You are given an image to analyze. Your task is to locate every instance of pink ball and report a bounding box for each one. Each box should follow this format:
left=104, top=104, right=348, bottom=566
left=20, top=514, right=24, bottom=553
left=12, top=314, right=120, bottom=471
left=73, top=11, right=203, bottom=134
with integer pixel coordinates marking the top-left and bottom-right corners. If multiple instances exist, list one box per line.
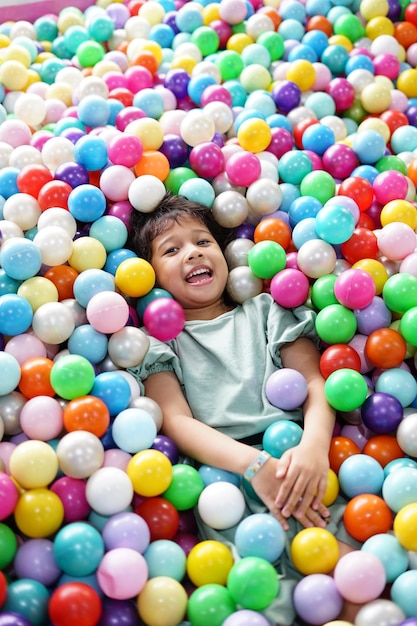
left=99, top=164, right=136, bottom=202
left=50, top=476, right=91, bottom=523
left=334, top=268, right=376, bottom=309
left=96, top=547, right=148, bottom=599
left=86, top=291, right=130, bottom=334
left=333, top=550, right=386, bottom=603
left=200, top=84, right=232, bottom=107
left=326, top=77, right=355, bottom=112
left=373, top=170, right=409, bottom=204
left=373, top=53, right=400, bottom=80
left=4, top=333, right=47, bottom=365
left=322, top=143, right=358, bottom=179
left=225, top=151, right=261, bottom=186
left=20, top=396, right=64, bottom=441
left=124, top=66, right=153, bottom=94
left=143, top=298, right=185, bottom=341
left=107, top=134, right=144, bottom=168
left=270, top=268, right=310, bottom=308
left=0, top=471, right=19, bottom=520
left=189, top=141, right=225, bottom=178
left=377, top=222, right=417, bottom=261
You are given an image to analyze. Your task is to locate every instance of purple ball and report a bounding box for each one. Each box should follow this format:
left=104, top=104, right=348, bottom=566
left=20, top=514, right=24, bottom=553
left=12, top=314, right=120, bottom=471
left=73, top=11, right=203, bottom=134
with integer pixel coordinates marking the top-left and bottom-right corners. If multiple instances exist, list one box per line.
left=0, top=615, right=32, bottom=626
left=265, top=368, right=308, bottom=410
left=98, top=598, right=141, bottom=626
left=54, top=162, right=90, bottom=188
left=151, top=434, right=179, bottom=464
left=172, top=531, right=200, bottom=555
left=164, top=69, right=190, bottom=99
left=399, top=621, right=417, bottom=626
left=13, top=539, right=61, bottom=586
left=101, top=511, right=151, bottom=553
left=354, top=296, right=392, bottom=335
left=222, top=610, right=271, bottom=626
left=271, top=80, right=301, bottom=113
left=387, top=0, right=402, bottom=21
left=293, top=574, right=344, bottom=625
left=361, top=391, right=404, bottom=434
left=406, top=105, right=417, bottom=127
left=234, top=222, right=255, bottom=240
left=159, top=134, right=190, bottom=168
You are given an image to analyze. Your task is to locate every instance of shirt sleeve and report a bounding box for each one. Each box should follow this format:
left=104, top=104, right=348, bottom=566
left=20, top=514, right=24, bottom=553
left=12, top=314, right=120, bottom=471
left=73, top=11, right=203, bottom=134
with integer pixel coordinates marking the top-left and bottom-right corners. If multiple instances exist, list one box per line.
left=127, top=335, right=184, bottom=395
left=267, top=300, right=319, bottom=366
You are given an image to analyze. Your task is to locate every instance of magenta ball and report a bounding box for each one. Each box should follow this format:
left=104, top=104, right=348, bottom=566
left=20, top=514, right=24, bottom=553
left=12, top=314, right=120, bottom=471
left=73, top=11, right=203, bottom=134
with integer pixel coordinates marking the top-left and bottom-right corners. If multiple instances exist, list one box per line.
left=270, top=268, right=310, bottom=308
left=322, top=143, right=359, bottom=179
left=293, top=574, right=344, bottom=625
left=265, top=368, right=308, bottom=410
left=50, top=476, right=90, bottom=523
left=225, top=151, right=261, bottom=186
left=143, top=297, right=185, bottom=341
left=189, top=141, right=225, bottom=178
left=0, top=472, right=19, bottom=520
left=334, top=268, right=376, bottom=309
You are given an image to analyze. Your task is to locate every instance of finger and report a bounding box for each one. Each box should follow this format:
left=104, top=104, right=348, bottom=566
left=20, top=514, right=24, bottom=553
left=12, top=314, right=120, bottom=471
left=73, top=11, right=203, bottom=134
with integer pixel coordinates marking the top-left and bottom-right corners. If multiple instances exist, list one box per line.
left=298, top=507, right=327, bottom=529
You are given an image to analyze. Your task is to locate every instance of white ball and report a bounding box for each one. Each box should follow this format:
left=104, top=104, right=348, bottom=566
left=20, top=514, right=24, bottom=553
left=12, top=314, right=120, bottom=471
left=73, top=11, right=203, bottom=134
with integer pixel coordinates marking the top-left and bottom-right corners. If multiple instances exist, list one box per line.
left=198, top=481, right=246, bottom=530
left=86, top=466, right=134, bottom=516
left=128, top=175, right=166, bottom=212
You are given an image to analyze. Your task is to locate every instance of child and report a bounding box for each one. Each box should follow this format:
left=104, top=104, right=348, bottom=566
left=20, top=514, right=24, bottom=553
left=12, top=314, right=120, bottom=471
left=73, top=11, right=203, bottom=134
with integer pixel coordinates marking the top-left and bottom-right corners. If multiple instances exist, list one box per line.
left=128, top=192, right=360, bottom=625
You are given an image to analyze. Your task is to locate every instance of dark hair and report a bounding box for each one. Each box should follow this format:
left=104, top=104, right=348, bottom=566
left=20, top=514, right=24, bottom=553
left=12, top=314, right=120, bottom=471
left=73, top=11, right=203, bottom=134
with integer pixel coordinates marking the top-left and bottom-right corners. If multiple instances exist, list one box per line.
left=128, top=192, right=232, bottom=262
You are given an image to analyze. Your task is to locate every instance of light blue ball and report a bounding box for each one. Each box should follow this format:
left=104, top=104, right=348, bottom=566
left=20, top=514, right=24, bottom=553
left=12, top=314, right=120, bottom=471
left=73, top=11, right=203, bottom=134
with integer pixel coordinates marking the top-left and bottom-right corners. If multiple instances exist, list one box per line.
left=2, top=578, right=49, bottom=626
left=382, top=467, right=417, bottom=513
left=53, top=522, right=105, bottom=577
left=198, top=465, right=240, bottom=487
left=68, top=184, right=107, bottom=223
left=0, top=353, right=21, bottom=395
left=278, top=18, right=305, bottom=41
left=111, top=408, right=157, bottom=453
left=0, top=238, right=42, bottom=280
left=0, top=294, right=33, bottom=336
left=187, top=74, right=217, bottom=106
left=178, top=178, right=215, bottom=208
left=292, top=217, right=319, bottom=249
left=133, top=88, right=165, bottom=119
left=279, top=182, right=300, bottom=213
left=375, top=368, right=417, bottom=408
left=0, top=167, right=19, bottom=199
left=235, top=513, right=286, bottom=562
left=391, top=570, right=417, bottom=617
left=391, top=125, right=417, bottom=153
left=242, top=44, right=271, bottom=68
left=144, top=539, right=187, bottom=580
left=104, top=248, right=137, bottom=276
left=91, top=371, right=132, bottom=417
left=245, top=91, right=276, bottom=118
left=288, top=43, right=317, bottom=63
left=67, top=324, right=108, bottom=364
left=302, top=124, right=335, bottom=155
left=352, top=129, right=386, bottom=164
left=361, top=533, right=408, bottom=583
left=315, top=203, right=355, bottom=244
left=338, top=454, right=384, bottom=498
left=262, top=419, right=303, bottom=458
left=73, top=268, right=115, bottom=308
left=302, top=29, right=329, bottom=56
left=304, top=92, right=336, bottom=119
left=384, top=457, right=417, bottom=478
left=351, top=164, right=379, bottom=184
left=288, top=195, right=322, bottom=227
left=89, top=215, right=128, bottom=253
left=175, top=6, right=204, bottom=33
left=74, top=135, right=108, bottom=171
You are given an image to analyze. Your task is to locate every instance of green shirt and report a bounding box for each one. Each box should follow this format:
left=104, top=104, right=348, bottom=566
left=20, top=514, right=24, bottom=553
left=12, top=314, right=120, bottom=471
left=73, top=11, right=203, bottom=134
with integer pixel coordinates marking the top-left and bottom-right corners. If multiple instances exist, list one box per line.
left=129, top=293, right=317, bottom=440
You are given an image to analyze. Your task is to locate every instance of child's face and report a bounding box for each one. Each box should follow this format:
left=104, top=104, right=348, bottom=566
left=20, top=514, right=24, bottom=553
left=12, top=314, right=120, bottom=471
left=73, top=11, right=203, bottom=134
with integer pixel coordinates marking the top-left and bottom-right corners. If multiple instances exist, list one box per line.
left=150, top=215, right=229, bottom=316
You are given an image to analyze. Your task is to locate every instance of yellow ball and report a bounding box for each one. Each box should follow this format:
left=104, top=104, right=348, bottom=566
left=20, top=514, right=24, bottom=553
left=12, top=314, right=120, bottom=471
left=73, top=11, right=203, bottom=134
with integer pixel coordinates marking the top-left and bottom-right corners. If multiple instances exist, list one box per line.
left=187, top=540, right=234, bottom=586
left=380, top=199, right=417, bottom=229
left=365, top=16, right=395, bottom=39
left=137, top=577, right=188, bottom=626
left=92, top=60, right=122, bottom=78
left=10, top=440, right=59, bottom=490
left=358, top=118, right=391, bottom=143
left=115, top=257, right=156, bottom=297
left=45, top=82, right=73, bottom=106
left=0, top=60, right=28, bottom=90
left=240, top=63, right=272, bottom=92
left=328, top=35, right=353, bottom=51
left=14, top=488, right=64, bottom=538
left=360, top=0, right=389, bottom=20
left=352, top=259, right=388, bottom=295
left=68, top=237, right=107, bottom=272
left=3, top=44, right=32, bottom=67
left=139, top=1, right=166, bottom=26
left=290, top=527, right=340, bottom=575
left=57, top=11, right=85, bottom=33
left=227, top=33, right=254, bottom=54
left=360, top=82, right=392, bottom=113
left=394, top=503, right=417, bottom=551
left=397, top=69, right=417, bottom=99
left=169, top=55, right=197, bottom=74
left=286, top=59, right=316, bottom=91
left=127, top=449, right=173, bottom=497
left=24, top=69, right=42, bottom=90
left=0, top=34, right=11, bottom=48
left=322, top=468, right=339, bottom=507
left=237, top=118, right=272, bottom=153
left=203, top=3, right=221, bottom=25
left=18, top=277, right=59, bottom=312
left=125, top=117, right=164, bottom=151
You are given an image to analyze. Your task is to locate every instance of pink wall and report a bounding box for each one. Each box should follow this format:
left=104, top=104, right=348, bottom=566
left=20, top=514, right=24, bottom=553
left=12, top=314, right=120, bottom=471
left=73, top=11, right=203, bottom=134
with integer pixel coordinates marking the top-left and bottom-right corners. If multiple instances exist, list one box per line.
left=0, top=1, right=95, bottom=23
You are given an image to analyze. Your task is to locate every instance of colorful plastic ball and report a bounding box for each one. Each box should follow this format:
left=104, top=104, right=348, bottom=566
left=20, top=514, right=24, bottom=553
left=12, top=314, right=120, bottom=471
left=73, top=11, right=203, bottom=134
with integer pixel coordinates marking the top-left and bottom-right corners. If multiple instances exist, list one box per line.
left=127, top=449, right=173, bottom=498
left=291, top=527, right=339, bottom=576
left=382, top=466, right=417, bottom=513
left=14, top=538, right=60, bottom=587
left=142, top=297, right=185, bottom=341
left=234, top=513, right=286, bottom=563
left=341, top=227, right=378, bottom=265
left=333, top=268, right=376, bottom=310
left=53, top=521, right=105, bottom=577
left=270, top=268, right=310, bottom=308
left=86, top=466, right=134, bottom=517
left=56, top=431, right=104, bottom=480
left=278, top=150, right=313, bottom=185
left=227, top=556, right=279, bottom=612
left=265, top=368, right=308, bottom=411
left=111, top=407, right=157, bottom=454
left=247, top=240, right=286, bottom=280
left=262, top=420, right=303, bottom=458
left=18, top=356, right=54, bottom=399
left=189, top=141, right=225, bottom=179
left=293, top=574, right=343, bottom=626
left=198, top=482, right=245, bottom=530
left=391, top=570, right=417, bottom=619
left=48, top=582, right=102, bottom=626
left=319, top=344, right=362, bottom=380
left=14, top=488, right=65, bottom=538
left=344, top=493, right=393, bottom=542
left=143, top=539, right=186, bottom=581
left=333, top=550, right=386, bottom=603
left=338, top=453, right=385, bottom=498
left=362, top=533, right=408, bottom=586
left=135, top=496, right=179, bottom=542
left=50, top=476, right=90, bottom=524
left=162, top=464, right=204, bottom=511
left=315, top=203, right=356, bottom=245
left=137, top=576, right=188, bottom=626
left=63, top=395, right=110, bottom=438
left=187, top=583, right=236, bottom=626
left=102, top=510, right=150, bottom=554
left=0, top=294, right=33, bottom=336
left=225, top=151, right=261, bottom=187
left=9, top=440, right=58, bottom=490
left=375, top=367, right=417, bottom=408
left=394, top=503, right=417, bottom=552
left=85, top=291, right=129, bottom=335
left=324, top=368, right=368, bottom=412
left=97, top=547, right=148, bottom=600
left=0, top=472, right=18, bottom=520
left=0, top=238, right=42, bottom=281
left=90, top=371, right=132, bottom=417
left=107, top=326, right=150, bottom=369
left=2, top=579, right=50, bottom=626
left=50, top=355, right=95, bottom=401
left=187, top=540, right=234, bottom=587
left=361, top=392, right=404, bottom=434
left=0, top=521, right=17, bottom=570
left=315, top=304, right=357, bottom=344
left=296, top=239, right=337, bottom=279
left=396, top=413, right=417, bottom=458
left=115, top=257, right=155, bottom=298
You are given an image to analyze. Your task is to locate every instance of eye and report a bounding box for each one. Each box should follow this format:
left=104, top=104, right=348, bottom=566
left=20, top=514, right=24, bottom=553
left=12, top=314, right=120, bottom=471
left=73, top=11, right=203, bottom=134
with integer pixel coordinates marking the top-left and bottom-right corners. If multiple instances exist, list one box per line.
left=163, top=246, right=178, bottom=255
left=197, top=239, right=210, bottom=246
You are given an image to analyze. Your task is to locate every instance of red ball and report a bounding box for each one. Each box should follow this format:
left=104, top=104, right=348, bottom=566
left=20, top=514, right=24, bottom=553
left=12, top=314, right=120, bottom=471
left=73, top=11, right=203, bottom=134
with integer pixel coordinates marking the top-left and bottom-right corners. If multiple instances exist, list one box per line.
left=328, top=436, right=361, bottom=474
left=135, top=496, right=180, bottom=541
left=17, top=164, right=53, bottom=197
left=48, top=582, right=102, bottom=626
left=337, top=176, right=374, bottom=212
left=341, top=228, right=378, bottom=265
left=319, top=344, right=362, bottom=379
left=343, top=494, right=393, bottom=542
left=0, top=571, right=7, bottom=607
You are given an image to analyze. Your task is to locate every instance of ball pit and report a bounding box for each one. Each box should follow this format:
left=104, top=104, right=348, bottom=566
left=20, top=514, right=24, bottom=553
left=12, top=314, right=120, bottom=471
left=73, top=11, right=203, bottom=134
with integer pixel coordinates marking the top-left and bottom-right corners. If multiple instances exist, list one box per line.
left=0, top=0, right=417, bottom=625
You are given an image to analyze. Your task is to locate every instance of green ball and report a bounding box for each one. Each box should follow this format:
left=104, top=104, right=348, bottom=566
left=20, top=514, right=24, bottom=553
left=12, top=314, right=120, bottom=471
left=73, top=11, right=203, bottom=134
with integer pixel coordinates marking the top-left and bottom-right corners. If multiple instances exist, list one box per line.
left=227, top=556, right=280, bottom=611
left=0, top=522, right=17, bottom=569
left=187, top=584, right=236, bottom=626
left=215, top=50, right=244, bottom=81
left=257, top=31, right=285, bottom=61
left=191, top=26, right=220, bottom=57
left=163, top=464, right=204, bottom=510
left=310, top=274, right=338, bottom=310
left=400, top=307, right=417, bottom=346
left=375, top=155, right=407, bottom=175
left=315, top=303, right=357, bottom=344
left=344, top=98, right=367, bottom=124
left=76, top=40, right=105, bottom=67
left=324, top=368, right=368, bottom=412
left=383, top=273, right=417, bottom=314
left=300, top=171, right=336, bottom=205
left=165, top=167, right=198, bottom=195
left=333, top=14, right=366, bottom=42
left=50, top=354, right=95, bottom=400
left=248, top=240, right=286, bottom=279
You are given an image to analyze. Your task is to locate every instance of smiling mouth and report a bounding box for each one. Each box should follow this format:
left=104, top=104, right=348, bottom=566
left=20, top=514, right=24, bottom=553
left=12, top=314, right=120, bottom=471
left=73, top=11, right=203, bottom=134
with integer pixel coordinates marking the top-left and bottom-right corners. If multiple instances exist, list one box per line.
left=186, top=268, right=213, bottom=284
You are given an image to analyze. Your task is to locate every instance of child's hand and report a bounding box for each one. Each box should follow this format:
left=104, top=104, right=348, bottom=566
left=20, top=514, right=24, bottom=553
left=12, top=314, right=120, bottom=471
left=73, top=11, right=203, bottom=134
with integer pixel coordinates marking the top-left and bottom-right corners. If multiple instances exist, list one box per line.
left=251, top=453, right=329, bottom=531
left=273, top=442, right=331, bottom=524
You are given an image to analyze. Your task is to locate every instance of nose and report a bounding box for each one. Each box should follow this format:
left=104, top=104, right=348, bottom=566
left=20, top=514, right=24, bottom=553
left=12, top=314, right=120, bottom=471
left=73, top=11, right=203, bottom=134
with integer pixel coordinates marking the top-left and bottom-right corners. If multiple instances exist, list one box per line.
left=186, top=244, right=203, bottom=260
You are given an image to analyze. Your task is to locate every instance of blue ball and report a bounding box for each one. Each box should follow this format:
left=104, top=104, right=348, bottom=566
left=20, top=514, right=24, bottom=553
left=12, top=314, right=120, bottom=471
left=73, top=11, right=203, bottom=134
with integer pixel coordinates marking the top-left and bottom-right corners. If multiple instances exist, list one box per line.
left=144, top=540, right=187, bottom=580
left=0, top=167, right=19, bottom=199
left=352, top=129, right=386, bottom=164
left=175, top=6, right=204, bottom=32
left=384, top=457, right=417, bottom=477
left=302, top=123, right=335, bottom=155
left=111, top=408, right=157, bottom=453
left=338, top=454, right=384, bottom=498
left=68, top=184, right=107, bottom=223
left=0, top=294, right=33, bottom=335
left=91, top=371, right=132, bottom=416
left=361, top=533, right=408, bottom=583
left=292, top=217, right=318, bottom=249
left=315, top=203, right=355, bottom=244
left=149, top=23, right=175, bottom=48
left=351, top=164, right=379, bottom=184
left=89, top=216, right=128, bottom=253
left=302, top=29, right=329, bottom=56
left=288, top=195, right=322, bottom=227
left=178, top=177, right=215, bottom=208
left=262, top=419, right=303, bottom=458
left=104, top=248, right=137, bottom=276
left=0, top=352, right=21, bottom=395
left=2, top=579, right=49, bottom=626
left=279, top=182, right=301, bottom=213
left=345, top=54, right=375, bottom=75
left=73, top=268, right=115, bottom=308
left=0, top=238, right=42, bottom=280
left=382, top=467, right=417, bottom=513
left=74, top=135, right=108, bottom=171
left=288, top=43, right=318, bottom=63
left=198, top=465, right=240, bottom=487
left=132, top=88, right=165, bottom=119
left=53, top=522, right=105, bottom=577
left=235, top=513, right=286, bottom=562
left=391, top=570, right=417, bottom=617
left=0, top=269, right=20, bottom=295
left=375, top=368, right=417, bottom=407
left=67, top=324, right=108, bottom=364
left=136, top=287, right=173, bottom=320
left=187, top=74, right=217, bottom=106
left=321, top=44, right=349, bottom=74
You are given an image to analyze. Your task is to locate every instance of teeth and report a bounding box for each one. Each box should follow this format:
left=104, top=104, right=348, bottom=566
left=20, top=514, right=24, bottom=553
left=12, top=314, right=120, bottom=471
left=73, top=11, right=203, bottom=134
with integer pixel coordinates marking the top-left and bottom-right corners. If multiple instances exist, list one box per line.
left=188, top=268, right=208, bottom=278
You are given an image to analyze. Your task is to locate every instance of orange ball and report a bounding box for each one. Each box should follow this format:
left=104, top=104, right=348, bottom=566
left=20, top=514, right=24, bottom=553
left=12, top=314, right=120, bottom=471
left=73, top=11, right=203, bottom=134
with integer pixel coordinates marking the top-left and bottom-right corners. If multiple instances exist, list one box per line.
left=130, top=50, right=159, bottom=75
left=344, top=493, right=393, bottom=542
left=364, top=327, right=407, bottom=369
left=134, top=150, right=170, bottom=181
left=19, top=357, right=55, bottom=399
left=328, top=436, right=361, bottom=474
left=253, top=217, right=291, bottom=250
left=63, top=395, right=110, bottom=437
left=394, top=20, right=417, bottom=48
left=363, top=434, right=405, bottom=467
left=305, top=15, right=333, bottom=36
left=256, top=6, right=282, bottom=30
left=44, top=265, right=79, bottom=301
left=408, top=158, right=417, bottom=187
